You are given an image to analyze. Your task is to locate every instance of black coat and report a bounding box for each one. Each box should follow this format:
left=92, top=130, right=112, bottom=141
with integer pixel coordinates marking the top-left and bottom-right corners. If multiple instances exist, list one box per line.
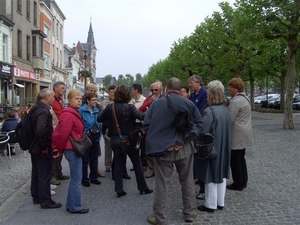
left=30, top=101, right=53, bottom=155
left=97, top=102, right=144, bottom=137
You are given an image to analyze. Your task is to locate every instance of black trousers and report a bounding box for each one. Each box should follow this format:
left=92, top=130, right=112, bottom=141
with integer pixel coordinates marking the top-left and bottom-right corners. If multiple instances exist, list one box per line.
left=82, top=141, right=99, bottom=183
left=230, top=149, right=248, bottom=189
left=131, top=123, right=147, bottom=167
left=30, top=153, right=52, bottom=207
left=110, top=138, right=148, bottom=192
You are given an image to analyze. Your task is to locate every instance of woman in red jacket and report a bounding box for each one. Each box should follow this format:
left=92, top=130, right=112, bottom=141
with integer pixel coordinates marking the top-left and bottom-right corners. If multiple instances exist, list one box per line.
left=52, top=89, right=89, bottom=214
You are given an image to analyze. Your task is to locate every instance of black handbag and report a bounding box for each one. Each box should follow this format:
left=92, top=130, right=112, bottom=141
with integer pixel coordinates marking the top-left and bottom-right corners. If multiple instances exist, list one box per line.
left=69, top=133, right=92, bottom=157
left=196, top=107, right=217, bottom=160
left=112, top=103, right=131, bottom=153
left=166, top=95, right=194, bottom=132
left=86, top=121, right=101, bottom=142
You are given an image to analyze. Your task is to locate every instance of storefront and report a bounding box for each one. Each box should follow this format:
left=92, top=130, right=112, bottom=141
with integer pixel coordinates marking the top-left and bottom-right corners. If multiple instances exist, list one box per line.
left=13, top=67, right=40, bottom=105
left=0, top=62, right=13, bottom=104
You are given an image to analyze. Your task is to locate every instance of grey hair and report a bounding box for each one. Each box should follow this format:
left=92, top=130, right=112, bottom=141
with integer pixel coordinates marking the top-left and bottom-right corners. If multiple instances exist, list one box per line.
left=53, top=81, right=66, bottom=90
left=188, top=75, right=204, bottom=86
left=38, top=88, right=52, bottom=100
left=166, top=77, right=181, bottom=91
left=207, top=80, right=224, bottom=92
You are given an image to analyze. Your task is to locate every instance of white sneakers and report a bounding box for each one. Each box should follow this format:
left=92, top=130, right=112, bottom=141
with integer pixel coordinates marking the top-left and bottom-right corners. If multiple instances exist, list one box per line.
left=50, top=184, right=57, bottom=195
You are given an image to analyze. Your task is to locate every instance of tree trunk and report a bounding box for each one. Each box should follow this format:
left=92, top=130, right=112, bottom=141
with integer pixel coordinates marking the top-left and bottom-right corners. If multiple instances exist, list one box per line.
left=280, top=70, right=286, bottom=111
left=250, top=74, right=255, bottom=110
left=283, top=46, right=296, bottom=129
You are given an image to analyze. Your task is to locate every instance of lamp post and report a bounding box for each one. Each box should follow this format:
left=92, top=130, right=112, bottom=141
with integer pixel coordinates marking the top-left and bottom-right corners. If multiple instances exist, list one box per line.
left=77, top=50, right=91, bottom=87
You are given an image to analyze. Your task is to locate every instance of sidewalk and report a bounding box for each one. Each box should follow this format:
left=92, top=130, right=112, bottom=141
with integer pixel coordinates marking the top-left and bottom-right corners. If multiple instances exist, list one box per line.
left=0, top=111, right=299, bottom=225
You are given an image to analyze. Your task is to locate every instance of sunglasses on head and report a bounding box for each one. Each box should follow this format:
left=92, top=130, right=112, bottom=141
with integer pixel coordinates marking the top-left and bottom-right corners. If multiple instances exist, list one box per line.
left=151, top=89, right=158, bottom=92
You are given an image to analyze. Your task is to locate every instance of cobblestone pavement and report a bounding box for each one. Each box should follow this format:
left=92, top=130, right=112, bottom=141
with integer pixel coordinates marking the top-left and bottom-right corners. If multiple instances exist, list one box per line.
left=0, top=111, right=299, bottom=225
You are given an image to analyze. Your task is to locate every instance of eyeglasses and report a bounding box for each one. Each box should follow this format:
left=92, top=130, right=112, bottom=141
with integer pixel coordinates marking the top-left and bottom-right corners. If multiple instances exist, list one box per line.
left=88, top=89, right=96, bottom=92
left=90, top=98, right=98, bottom=101
left=151, top=89, right=158, bottom=92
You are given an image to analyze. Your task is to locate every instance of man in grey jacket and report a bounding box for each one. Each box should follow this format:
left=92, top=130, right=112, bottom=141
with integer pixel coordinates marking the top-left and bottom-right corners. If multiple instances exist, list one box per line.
left=227, top=78, right=253, bottom=191
left=144, top=78, right=203, bottom=225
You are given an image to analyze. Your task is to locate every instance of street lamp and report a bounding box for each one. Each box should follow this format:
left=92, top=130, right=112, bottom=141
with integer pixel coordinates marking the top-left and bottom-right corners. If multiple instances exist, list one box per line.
left=77, top=50, right=91, bottom=86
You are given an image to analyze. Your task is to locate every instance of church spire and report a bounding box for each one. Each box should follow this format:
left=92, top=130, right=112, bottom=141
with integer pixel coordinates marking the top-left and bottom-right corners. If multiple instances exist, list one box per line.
left=87, top=19, right=94, bottom=45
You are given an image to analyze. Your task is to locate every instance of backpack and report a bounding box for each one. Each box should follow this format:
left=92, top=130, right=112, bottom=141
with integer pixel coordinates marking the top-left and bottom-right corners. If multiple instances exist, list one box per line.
left=15, top=105, right=42, bottom=150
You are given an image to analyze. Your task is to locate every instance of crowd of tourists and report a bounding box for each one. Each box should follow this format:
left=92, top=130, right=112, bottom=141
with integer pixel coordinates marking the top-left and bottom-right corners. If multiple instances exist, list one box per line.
left=1, top=76, right=252, bottom=224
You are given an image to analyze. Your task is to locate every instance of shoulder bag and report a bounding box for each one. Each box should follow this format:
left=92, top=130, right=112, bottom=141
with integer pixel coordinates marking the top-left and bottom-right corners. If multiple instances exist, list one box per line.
left=112, top=103, right=131, bottom=153
left=196, top=107, right=217, bottom=160
left=69, top=132, right=92, bottom=157
left=166, top=95, right=194, bottom=132
left=85, top=113, right=101, bottom=142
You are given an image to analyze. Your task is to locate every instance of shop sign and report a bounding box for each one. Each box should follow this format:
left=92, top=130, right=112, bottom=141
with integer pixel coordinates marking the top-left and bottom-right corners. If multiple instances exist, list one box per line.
left=0, top=62, right=12, bottom=75
left=14, top=67, right=40, bottom=81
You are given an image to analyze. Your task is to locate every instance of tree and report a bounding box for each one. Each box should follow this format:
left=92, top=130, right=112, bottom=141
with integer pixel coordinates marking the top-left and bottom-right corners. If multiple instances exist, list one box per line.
left=236, top=0, right=300, bottom=129
left=103, top=74, right=113, bottom=90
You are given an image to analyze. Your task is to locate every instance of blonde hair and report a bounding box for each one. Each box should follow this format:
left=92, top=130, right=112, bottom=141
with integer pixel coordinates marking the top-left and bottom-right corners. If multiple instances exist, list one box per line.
left=85, top=83, right=96, bottom=91
left=67, top=89, right=82, bottom=101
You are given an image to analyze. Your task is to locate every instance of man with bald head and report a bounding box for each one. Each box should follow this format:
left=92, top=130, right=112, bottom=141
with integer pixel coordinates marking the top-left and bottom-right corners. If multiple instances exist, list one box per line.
left=29, top=88, right=62, bottom=209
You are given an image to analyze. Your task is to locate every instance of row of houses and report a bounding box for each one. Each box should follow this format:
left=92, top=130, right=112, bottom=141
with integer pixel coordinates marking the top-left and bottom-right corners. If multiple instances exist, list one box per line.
left=0, top=0, right=98, bottom=106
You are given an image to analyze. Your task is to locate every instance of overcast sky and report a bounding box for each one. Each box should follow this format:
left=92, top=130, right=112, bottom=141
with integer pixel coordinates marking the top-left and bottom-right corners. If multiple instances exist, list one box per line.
left=56, top=0, right=236, bottom=78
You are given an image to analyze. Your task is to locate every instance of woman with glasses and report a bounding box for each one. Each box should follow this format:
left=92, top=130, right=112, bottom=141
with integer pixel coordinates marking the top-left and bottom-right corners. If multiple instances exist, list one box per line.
left=78, top=92, right=102, bottom=187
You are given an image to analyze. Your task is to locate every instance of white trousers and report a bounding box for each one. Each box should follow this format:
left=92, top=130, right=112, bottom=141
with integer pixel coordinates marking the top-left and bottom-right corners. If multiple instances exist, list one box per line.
left=204, top=178, right=226, bottom=209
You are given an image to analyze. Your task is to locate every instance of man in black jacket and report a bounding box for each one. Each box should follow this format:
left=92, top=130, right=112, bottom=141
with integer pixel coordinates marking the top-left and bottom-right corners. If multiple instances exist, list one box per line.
left=30, top=88, right=61, bottom=209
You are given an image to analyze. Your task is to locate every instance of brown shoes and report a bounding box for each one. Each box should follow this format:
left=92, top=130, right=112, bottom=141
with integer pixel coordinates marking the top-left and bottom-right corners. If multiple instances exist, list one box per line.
left=106, top=167, right=111, bottom=172
left=55, top=175, right=70, bottom=180
left=97, top=170, right=105, bottom=177
left=145, top=170, right=155, bottom=178
left=41, top=201, right=62, bottom=209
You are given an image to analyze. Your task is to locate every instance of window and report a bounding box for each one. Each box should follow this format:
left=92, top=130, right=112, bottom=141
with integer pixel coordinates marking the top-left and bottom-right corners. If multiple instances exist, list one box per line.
left=26, top=35, right=30, bottom=60
left=44, top=54, right=49, bottom=69
left=60, top=26, right=62, bottom=41
left=32, top=36, right=36, bottom=56
left=17, top=0, right=22, bottom=13
left=44, top=25, right=50, bottom=42
left=56, top=23, right=59, bottom=40
left=52, top=19, right=55, bottom=36
left=2, top=34, right=8, bottom=62
left=17, top=30, right=22, bottom=58
left=38, top=37, right=43, bottom=57
left=33, top=2, right=37, bottom=26
left=26, top=0, right=30, bottom=20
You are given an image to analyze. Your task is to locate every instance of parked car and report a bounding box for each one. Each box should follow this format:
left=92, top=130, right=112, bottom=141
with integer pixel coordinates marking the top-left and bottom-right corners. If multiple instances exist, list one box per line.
left=268, top=96, right=280, bottom=108
left=254, top=95, right=266, bottom=104
left=273, top=98, right=281, bottom=109
left=260, top=94, right=280, bottom=108
left=293, top=95, right=300, bottom=110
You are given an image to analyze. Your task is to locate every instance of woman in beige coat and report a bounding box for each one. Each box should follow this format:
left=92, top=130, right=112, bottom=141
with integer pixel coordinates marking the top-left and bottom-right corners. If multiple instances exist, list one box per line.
left=227, top=78, right=253, bottom=191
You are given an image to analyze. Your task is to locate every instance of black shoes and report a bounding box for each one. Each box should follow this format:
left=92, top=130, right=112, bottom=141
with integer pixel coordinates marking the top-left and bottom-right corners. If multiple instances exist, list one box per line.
left=140, top=188, right=153, bottom=195
left=123, top=175, right=131, bottom=179
left=68, top=208, right=89, bottom=214
left=82, top=182, right=90, bottom=187
left=226, top=183, right=243, bottom=191
left=41, top=201, right=62, bottom=209
left=217, top=206, right=224, bottom=210
left=117, top=191, right=127, bottom=198
left=91, top=180, right=101, bottom=185
left=197, top=205, right=214, bottom=213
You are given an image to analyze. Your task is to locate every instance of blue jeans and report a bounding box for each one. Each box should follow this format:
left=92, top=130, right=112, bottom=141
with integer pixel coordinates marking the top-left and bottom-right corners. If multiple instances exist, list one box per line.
left=64, top=150, right=83, bottom=212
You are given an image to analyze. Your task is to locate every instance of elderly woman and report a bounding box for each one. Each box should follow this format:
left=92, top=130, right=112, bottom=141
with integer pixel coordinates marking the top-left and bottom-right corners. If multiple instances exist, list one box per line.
left=52, top=89, right=89, bottom=214
left=98, top=85, right=153, bottom=198
left=196, top=80, right=232, bottom=213
left=227, top=78, right=253, bottom=191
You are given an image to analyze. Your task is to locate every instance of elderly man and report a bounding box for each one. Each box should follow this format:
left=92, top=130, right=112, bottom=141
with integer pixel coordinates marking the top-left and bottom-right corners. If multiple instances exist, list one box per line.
left=30, top=88, right=61, bottom=209
left=51, top=81, right=69, bottom=186
left=188, top=75, right=207, bottom=200
left=144, top=78, right=203, bottom=225
left=139, top=81, right=163, bottom=178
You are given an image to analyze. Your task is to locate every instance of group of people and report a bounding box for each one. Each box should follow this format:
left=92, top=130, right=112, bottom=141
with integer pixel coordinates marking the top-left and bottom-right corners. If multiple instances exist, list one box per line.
left=18, top=75, right=252, bottom=224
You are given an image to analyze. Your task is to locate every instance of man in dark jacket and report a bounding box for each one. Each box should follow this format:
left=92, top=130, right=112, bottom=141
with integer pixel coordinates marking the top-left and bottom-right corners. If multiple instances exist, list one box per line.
left=30, top=88, right=61, bottom=209
left=144, top=78, right=203, bottom=224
